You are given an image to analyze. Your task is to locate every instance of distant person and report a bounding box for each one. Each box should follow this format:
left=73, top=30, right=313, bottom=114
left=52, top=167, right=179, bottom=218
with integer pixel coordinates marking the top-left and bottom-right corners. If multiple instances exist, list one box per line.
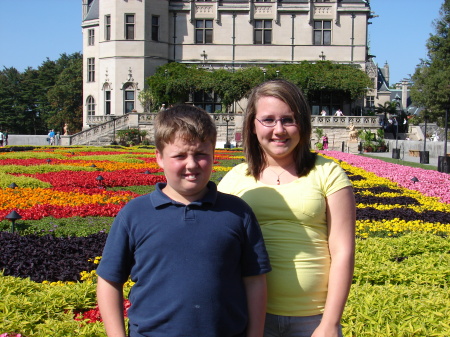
left=392, top=117, right=398, bottom=139
left=0, top=130, right=3, bottom=147
left=48, top=129, right=55, bottom=145
left=320, top=109, right=327, bottom=116
left=55, top=132, right=61, bottom=145
left=322, top=134, right=329, bottom=150
left=3, top=130, right=8, bottom=146
left=96, top=104, right=271, bottom=337
left=159, top=103, right=166, bottom=112
left=335, top=108, right=344, bottom=116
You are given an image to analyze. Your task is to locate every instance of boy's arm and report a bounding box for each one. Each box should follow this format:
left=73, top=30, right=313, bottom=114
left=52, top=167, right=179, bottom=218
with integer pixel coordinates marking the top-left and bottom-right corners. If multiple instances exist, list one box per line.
left=97, top=276, right=127, bottom=337
left=243, top=274, right=267, bottom=337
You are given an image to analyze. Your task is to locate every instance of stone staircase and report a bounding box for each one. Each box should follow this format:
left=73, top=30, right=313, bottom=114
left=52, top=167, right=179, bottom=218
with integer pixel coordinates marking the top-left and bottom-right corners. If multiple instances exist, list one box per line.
left=61, top=114, right=136, bottom=146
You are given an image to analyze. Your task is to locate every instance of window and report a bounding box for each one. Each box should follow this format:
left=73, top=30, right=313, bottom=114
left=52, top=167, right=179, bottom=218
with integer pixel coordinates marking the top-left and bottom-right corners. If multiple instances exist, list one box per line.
left=366, top=96, right=375, bottom=108
left=125, top=14, right=135, bottom=40
left=152, top=16, right=159, bottom=41
left=87, top=96, right=95, bottom=116
left=195, top=20, right=213, bottom=44
left=105, top=90, right=111, bottom=115
left=193, top=90, right=222, bottom=113
left=124, top=84, right=135, bottom=113
left=105, top=15, right=111, bottom=41
left=254, top=20, right=272, bottom=45
left=87, top=58, right=95, bottom=82
left=314, top=20, right=331, bottom=45
left=88, top=29, right=95, bottom=45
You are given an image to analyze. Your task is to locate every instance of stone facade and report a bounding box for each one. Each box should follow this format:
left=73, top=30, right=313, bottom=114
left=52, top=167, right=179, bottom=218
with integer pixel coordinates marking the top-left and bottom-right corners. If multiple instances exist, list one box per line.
left=81, top=0, right=373, bottom=129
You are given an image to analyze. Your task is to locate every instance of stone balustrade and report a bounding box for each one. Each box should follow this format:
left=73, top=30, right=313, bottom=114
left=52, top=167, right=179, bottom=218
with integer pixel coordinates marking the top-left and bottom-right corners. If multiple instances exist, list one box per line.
left=311, top=115, right=380, bottom=128
left=61, top=113, right=381, bottom=147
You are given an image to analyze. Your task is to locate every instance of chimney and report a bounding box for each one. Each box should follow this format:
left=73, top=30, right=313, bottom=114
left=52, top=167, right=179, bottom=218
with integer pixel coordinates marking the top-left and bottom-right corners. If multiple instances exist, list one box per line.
left=402, top=79, right=408, bottom=111
left=383, top=61, right=390, bottom=86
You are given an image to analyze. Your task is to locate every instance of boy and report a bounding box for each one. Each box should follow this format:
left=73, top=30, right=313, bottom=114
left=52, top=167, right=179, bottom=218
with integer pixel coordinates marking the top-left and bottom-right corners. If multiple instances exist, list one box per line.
left=96, top=105, right=271, bottom=337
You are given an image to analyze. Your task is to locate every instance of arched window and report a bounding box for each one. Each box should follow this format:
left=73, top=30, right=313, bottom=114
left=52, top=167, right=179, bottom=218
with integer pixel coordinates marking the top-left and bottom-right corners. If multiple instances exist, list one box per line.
left=123, top=84, right=135, bottom=113
left=87, top=96, right=96, bottom=116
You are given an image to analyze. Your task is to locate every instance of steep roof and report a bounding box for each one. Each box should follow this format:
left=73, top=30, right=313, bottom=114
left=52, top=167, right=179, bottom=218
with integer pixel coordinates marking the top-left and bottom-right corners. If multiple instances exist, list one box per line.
left=84, top=0, right=99, bottom=21
left=377, top=68, right=390, bottom=92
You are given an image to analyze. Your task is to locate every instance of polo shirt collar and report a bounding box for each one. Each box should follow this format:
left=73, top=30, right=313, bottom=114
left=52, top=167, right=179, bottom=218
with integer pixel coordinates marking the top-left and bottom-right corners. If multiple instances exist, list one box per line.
left=151, top=181, right=217, bottom=208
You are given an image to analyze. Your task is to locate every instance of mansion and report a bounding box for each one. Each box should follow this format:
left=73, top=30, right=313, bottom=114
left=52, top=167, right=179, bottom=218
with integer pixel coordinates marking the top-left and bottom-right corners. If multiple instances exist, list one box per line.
left=81, top=0, right=389, bottom=129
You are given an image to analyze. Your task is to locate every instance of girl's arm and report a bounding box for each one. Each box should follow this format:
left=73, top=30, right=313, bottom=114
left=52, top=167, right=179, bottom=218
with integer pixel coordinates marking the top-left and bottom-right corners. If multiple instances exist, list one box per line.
left=313, top=186, right=356, bottom=337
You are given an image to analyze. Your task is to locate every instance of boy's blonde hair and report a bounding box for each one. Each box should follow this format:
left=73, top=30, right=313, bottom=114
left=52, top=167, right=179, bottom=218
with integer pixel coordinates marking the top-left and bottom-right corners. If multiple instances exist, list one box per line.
left=154, top=104, right=217, bottom=151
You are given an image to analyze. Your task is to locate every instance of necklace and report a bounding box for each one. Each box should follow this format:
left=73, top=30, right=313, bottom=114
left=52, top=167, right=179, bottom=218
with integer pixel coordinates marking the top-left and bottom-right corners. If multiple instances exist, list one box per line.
left=266, top=167, right=289, bottom=185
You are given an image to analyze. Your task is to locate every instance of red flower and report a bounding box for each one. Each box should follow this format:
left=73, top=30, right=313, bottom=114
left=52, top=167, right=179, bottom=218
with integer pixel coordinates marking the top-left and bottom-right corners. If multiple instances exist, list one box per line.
left=74, top=299, right=131, bottom=323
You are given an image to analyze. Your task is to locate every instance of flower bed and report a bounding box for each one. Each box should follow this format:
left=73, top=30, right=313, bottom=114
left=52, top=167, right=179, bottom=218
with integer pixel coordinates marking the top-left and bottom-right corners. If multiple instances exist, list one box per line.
left=321, top=151, right=450, bottom=203
left=0, top=147, right=449, bottom=336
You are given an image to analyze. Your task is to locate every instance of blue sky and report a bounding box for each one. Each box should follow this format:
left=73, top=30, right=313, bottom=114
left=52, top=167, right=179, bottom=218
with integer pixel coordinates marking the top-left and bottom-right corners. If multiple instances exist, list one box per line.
left=0, top=0, right=444, bottom=85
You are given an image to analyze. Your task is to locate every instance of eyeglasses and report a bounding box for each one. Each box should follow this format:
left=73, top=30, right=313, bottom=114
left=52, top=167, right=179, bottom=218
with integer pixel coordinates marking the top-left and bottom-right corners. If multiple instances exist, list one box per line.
left=255, top=117, right=297, bottom=127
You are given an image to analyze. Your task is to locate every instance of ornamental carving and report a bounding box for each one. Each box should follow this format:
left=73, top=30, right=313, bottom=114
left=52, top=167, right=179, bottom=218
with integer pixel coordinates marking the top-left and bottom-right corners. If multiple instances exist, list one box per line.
left=195, top=5, right=213, bottom=14
left=365, top=62, right=377, bottom=78
left=255, top=6, right=272, bottom=14
left=314, top=7, right=332, bottom=15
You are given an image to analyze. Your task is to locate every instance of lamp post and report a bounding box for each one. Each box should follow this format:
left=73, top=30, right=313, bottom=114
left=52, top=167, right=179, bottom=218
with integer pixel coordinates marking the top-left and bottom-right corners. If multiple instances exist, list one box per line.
left=223, top=115, right=231, bottom=148
left=222, top=115, right=235, bottom=148
left=420, top=113, right=429, bottom=164
left=96, top=175, right=105, bottom=188
left=392, top=97, right=401, bottom=159
left=438, top=106, right=449, bottom=173
left=6, top=210, right=22, bottom=233
left=319, top=51, right=326, bottom=61
left=201, top=50, right=207, bottom=66
left=444, top=107, right=449, bottom=158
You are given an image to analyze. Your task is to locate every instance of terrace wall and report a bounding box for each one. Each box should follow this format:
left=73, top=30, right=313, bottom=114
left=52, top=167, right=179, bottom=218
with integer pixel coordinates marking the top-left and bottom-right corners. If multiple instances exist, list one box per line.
left=386, top=140, right=450, bottom=158
left=7, top=135, right=49, bottom=146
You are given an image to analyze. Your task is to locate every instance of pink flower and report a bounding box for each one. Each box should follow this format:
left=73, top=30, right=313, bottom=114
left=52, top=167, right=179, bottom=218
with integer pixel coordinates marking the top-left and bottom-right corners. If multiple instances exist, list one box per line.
left=320, top=151, right=450, bottom=203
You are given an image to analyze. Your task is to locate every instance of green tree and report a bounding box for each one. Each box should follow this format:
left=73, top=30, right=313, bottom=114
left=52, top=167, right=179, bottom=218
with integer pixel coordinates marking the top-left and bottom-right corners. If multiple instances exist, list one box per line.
left=147, top=62, right=202, bottom=106
left=0, top=52, right=83, bottom=135
left=0, top=67, right=23, bottom=133
left=375, top=101, right=399, bottom=127
left=20, top=67, right=47, bottom=134
left=146, top=62, right=372, bottom=113
left=0, top=67, right=45, bottom=134
left=210, top=67, right=262, bottom=111
left=410, top=0, right=450, bottom=125
left=46, top=55, right=83, bottom=133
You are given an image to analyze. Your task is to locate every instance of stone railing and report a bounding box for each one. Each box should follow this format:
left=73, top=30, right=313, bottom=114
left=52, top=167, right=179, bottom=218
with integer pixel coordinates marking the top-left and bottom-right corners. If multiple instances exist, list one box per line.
left=63, top=114, right=132, bottom=146
left=62, top=113, right=380, bottom=146
left=311, top=116, right=380, bottom=128
left=63, top=113, right=240, bottom=146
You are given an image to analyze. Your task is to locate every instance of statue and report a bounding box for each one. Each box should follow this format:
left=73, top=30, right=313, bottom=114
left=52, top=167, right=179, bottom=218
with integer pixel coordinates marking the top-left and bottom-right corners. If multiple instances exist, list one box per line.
left=63, top=123, right=69, bottom=135
left=347, top=123, right=358, bottom=142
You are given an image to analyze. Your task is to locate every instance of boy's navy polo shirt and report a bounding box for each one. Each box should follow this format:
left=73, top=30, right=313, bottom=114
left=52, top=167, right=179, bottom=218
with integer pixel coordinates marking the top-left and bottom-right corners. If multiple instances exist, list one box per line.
left=97, top=181, right=271, bottom=337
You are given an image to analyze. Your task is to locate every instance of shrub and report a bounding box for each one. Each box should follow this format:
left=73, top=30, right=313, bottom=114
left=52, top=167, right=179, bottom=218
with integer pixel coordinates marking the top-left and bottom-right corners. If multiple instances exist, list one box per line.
left=116, top=129, right=148, bottom=146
